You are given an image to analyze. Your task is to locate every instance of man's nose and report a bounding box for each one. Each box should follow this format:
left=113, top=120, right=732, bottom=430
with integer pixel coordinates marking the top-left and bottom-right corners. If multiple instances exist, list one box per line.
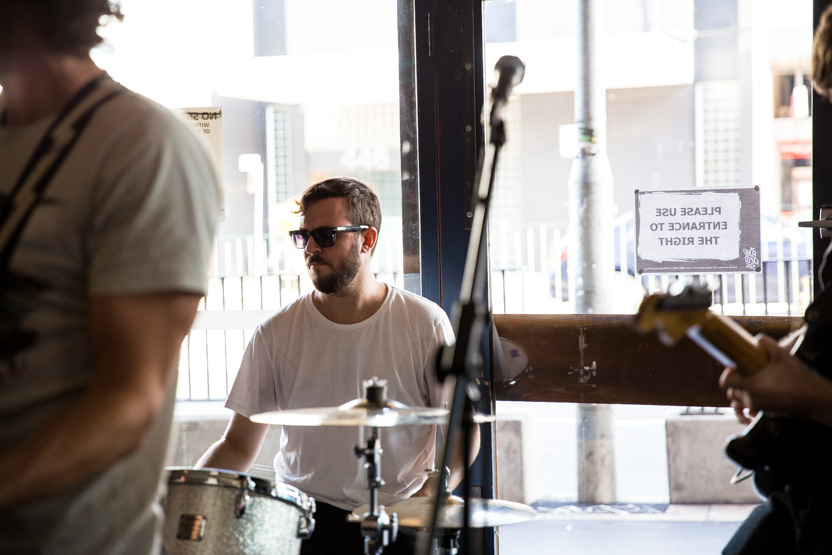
left=305, top=235, right=322, bottom=254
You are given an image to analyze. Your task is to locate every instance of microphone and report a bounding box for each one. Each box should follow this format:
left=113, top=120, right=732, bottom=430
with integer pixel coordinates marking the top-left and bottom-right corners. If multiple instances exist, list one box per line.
left=491, top=55, right=526, bottom=105
left=489, top=56, right=525, bottom=131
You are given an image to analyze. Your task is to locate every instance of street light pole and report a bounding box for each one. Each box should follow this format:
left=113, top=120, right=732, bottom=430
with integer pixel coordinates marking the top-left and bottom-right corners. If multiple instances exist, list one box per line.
left=569, top=0, right=617, bottom=504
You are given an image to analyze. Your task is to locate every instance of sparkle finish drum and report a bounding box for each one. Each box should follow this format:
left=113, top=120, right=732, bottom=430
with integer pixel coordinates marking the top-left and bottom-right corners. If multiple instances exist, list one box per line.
left=162, top=468, right=315, bottom=555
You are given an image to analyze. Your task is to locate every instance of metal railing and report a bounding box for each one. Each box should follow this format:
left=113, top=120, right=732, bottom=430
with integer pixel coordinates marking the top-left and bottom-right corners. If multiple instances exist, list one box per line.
left=179, top=213, right=814, bottom=401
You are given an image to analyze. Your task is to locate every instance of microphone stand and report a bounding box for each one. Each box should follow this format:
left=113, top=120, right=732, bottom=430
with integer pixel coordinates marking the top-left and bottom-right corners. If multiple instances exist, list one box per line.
left=422, top=87, right=513, bottom=555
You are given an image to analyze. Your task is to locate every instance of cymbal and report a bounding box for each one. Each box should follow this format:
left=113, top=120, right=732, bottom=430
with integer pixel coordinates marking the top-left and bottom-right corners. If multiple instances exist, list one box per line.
left=250, top=398, right=449, bottom=427
left=350, top=496, right=537, bottom=529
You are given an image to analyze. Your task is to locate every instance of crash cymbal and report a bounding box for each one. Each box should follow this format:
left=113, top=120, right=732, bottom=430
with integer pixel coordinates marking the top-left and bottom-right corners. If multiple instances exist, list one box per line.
left=250, top=397, right=449, bottom=427
left=350, top=496, right=537, bottom=529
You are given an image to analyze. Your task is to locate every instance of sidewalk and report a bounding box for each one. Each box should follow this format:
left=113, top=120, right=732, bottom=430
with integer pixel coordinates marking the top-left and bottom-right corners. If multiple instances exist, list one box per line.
left=496, top=503, right=756, bottom=554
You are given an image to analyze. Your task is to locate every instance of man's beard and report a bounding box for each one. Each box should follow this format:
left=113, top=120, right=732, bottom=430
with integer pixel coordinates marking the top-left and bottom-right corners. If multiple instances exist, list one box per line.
left=307, top=244, right=362, bottom=295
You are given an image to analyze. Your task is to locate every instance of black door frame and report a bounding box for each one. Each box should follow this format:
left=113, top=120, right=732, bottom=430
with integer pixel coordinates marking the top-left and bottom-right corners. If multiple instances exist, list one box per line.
left=398, top=0, right=496, bottom=552
left=814, top=0, right=832, bottom=287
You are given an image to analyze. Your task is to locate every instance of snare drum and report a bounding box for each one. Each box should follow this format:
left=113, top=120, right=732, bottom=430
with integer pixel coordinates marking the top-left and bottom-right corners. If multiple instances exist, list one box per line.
left=162, top=468, right=315, bottom=555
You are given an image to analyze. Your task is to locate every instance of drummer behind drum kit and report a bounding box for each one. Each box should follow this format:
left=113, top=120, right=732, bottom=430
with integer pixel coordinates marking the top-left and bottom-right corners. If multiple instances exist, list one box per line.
left=161, top=378, right=536, bottom=555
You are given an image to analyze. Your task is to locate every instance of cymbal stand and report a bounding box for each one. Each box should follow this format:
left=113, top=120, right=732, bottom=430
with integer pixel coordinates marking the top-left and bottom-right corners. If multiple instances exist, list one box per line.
left=354, top=380, right=398, bottom=555
left=424, top=468, right=460, bottom=555
left=433, top=530, right=460, bottom=555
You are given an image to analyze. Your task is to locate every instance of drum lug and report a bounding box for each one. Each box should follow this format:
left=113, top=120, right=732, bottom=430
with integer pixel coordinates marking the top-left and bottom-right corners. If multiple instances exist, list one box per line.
left=298, top=498, right=316, bottom=539
left=297, top=512, right=315, bottom=539
left=235, top=491, right=250, bottom=518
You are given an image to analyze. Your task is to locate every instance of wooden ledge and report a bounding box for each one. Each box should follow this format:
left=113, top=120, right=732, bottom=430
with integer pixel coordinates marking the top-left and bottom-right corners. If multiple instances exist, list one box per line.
left=493, top=313, right=802, bottom=407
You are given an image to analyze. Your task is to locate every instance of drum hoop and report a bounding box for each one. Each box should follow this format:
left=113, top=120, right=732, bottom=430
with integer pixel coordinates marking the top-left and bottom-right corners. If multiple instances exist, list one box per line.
left=271, top=481, right=315, bottom=514
left=167, top=467, right=261, bottom=491
left=166, top=467, right=315, bottom=514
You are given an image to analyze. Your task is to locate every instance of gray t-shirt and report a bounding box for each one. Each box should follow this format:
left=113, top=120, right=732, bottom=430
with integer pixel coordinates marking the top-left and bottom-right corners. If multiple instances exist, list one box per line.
left=0, top=77, right=219, bottom=553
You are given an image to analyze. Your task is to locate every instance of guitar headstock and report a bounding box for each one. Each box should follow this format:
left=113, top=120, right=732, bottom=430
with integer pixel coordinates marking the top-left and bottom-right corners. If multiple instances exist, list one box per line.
left=634, top=285, right=714, bottom=346
left=634, top=284, right=768, bottom=375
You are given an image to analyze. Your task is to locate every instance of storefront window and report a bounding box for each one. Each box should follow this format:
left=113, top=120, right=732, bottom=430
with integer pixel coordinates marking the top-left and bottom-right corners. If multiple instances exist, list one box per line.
left=484, top=0, right=814, bottom=525
left=95, top=0, right=407, bottom=400
left=484, top=0, right=814, bottom=317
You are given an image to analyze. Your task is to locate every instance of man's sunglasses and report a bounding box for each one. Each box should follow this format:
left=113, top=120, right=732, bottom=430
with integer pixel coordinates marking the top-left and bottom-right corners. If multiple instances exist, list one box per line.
left=288, top=225, right=369, bottom=249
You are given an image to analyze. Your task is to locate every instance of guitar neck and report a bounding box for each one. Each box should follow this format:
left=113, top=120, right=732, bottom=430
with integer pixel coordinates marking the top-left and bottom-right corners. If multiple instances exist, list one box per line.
left=686, top=311, right=769, bottom=377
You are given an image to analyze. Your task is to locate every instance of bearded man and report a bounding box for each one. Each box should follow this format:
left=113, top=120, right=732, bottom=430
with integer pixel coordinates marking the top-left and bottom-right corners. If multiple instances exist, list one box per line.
left=198, top=177, right=479, bottom=554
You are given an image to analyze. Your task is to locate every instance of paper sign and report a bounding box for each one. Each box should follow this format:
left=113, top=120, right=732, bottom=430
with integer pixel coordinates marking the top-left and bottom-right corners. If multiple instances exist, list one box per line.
left=180, top=107, right=224, bottom=219
left=635, top=188, right=761, bottom=274
left=180, top=107, right=222, bottom=164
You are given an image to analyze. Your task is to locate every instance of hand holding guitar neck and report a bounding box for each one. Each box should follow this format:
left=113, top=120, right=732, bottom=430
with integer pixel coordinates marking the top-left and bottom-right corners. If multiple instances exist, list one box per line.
left=633, top=284, right=832, bottom=497
left=634, top=285, right=771, bottom=473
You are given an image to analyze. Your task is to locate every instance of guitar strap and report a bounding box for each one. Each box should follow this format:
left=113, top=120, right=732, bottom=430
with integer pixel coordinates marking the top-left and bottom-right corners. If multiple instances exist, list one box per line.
left=0, top=73, right=125, bottom=276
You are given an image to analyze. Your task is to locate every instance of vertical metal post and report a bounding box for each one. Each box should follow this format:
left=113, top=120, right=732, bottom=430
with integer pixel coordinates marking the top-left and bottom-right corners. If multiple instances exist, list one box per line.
left=569, top=0, right=617, bottom=504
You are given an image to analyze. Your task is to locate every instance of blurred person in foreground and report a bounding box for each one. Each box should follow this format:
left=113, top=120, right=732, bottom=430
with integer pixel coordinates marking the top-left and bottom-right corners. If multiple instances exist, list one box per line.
left=718, top=5, right=832, bottom=554
left=0, top=1, right=219, bottom=552
left=197, top=177, right=479, bottom=554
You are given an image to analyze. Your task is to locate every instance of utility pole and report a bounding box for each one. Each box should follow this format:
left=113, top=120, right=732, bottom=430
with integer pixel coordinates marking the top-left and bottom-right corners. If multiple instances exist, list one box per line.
left=568, top=0, right=617, bottom=504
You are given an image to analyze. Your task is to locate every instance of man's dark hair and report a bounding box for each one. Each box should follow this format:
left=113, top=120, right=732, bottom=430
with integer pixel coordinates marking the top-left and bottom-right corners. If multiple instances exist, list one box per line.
left=295, top=177, right=382, bottom=235
left=8, top=1, right=123, bottom=57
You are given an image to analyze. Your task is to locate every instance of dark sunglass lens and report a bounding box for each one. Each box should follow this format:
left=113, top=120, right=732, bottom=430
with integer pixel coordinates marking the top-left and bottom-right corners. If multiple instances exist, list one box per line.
left=310, top=228, right=336, bottom=247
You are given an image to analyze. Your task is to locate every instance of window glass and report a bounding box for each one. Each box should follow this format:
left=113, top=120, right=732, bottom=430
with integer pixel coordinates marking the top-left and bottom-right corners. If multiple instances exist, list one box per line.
left=485, top=0, right=814, bottom=317
left=485, top=0, right=813, bottom=523
left=95, top=0, right=405, bottom=401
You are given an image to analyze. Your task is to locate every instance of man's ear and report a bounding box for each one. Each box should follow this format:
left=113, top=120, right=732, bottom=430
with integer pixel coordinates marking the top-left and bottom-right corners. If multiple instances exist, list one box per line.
left=361, top=227, right=378, bottom=253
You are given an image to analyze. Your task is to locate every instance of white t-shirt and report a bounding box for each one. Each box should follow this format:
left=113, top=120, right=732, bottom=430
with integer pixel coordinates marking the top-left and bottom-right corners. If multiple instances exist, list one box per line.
left=0, top=76, right=219, bottom=554
left=225, top=286, right=454, bottom=511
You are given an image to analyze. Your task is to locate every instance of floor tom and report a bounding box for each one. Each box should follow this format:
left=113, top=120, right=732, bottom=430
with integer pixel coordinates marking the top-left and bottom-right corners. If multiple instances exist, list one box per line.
left=162, top=467, right=315, bottom=555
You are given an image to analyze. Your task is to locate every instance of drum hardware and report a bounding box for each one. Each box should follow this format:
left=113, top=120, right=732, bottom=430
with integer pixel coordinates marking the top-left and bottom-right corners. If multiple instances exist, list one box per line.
left=353, top=378, right=400, bottom=555
left=235, top=490, right=250, bottom=517
left=353, top=468, right=461, bottom=555
left=176, top=514, right=207, bottom=542
left=250, top=378, right=518, bottom=553
left=422, top=468, right=460, bottom=555
left=355, top=424, right=398, bottom=555
left=420, top=528, right=460, bottom=555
